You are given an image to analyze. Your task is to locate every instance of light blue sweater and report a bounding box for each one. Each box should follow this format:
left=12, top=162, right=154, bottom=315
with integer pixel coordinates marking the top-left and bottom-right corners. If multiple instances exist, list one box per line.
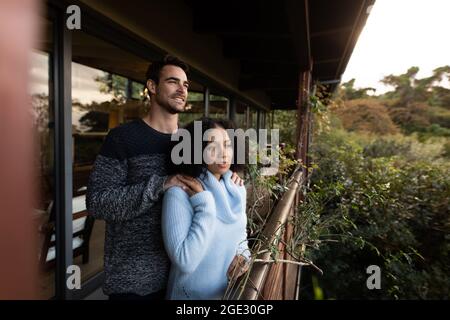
left=162, top=170, right=250, bottom=300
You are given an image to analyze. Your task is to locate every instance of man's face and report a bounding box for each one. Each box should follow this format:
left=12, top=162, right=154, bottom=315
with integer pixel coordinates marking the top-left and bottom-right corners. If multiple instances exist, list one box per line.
left=148, top=65, right=189, bottom=114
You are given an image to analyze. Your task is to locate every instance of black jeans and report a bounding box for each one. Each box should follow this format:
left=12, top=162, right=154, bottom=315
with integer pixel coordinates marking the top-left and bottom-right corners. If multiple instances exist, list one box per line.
left=109, top=289, right=166, bottom=301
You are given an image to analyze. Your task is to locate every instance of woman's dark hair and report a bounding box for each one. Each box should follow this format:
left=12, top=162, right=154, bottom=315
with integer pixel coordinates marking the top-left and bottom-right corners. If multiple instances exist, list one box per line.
left=170, top=117, right=244, bottom=178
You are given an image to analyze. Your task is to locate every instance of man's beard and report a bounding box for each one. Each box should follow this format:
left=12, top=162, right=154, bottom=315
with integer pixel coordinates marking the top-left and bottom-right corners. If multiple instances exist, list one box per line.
left=155, top=95, right=185, bottom=114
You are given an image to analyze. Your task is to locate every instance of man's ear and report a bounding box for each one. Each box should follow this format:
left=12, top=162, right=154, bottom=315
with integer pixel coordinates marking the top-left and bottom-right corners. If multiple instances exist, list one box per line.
left=146, top=79, right=157, bottom=95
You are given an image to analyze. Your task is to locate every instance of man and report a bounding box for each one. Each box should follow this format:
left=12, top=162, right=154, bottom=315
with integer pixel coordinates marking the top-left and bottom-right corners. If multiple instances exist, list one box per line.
left=86, top=55, right=243, bottom=300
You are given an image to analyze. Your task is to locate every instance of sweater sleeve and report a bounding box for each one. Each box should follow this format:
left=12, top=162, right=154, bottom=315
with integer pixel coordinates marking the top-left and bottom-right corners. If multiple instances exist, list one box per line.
left=86, top=129, right=166, bottom=223
left=162, top=187, right=217, bottom=274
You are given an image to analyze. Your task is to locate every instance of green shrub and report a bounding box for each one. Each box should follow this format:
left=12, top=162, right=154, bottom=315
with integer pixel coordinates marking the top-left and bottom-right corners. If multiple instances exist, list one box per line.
left=299, top=130, right=450, bottom=299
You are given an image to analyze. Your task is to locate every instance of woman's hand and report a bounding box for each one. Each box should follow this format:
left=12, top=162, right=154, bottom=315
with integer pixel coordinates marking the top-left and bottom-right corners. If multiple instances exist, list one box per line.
left=163, top=174, right=188, bottom=191
left=231, top=172, right=244, bottom=186
left=178, top=175, right=204, bottom=197
left=227, top=254, right=250, bottom=281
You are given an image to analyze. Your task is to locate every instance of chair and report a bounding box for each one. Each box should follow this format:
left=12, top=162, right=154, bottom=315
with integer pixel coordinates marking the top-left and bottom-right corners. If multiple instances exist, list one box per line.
left=38, top=195, right=95, bottom=271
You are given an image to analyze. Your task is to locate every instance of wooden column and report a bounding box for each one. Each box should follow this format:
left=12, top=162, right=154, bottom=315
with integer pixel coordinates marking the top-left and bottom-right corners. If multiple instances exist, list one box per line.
left=204, top=86, right=210, bottom=116
left=229, top=97, right=236, bottom=122
left=295, top=70, right=312, bottom=169
left=305, top=84, right=316, bottom=174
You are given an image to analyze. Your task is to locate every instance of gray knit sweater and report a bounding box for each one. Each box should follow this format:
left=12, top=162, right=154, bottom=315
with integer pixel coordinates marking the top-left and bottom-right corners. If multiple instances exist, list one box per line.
left=86, top=119, right=173, bottom=296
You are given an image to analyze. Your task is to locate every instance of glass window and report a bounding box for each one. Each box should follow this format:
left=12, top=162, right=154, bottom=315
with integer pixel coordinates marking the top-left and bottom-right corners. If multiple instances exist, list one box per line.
left=71, top=30, right=152, bottom=285
left=131, top=81, right=145, bottom=100
left=249, top=107, right=258, bottom=129
left=209, top=93, right=228, bottom=119
left=259, top=111, right=266, bottom=129
left=179, top=91, right=205, bottom=127
left=111, top=74, right=127, bottom=100
left=266, top=111, right=273, bottom=129
left=234, top=101, right=248, bottom=129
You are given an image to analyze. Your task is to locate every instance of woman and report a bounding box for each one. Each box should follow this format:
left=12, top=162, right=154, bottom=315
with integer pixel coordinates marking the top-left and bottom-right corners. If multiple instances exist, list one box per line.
left=162, top=117, right=250, bottom=300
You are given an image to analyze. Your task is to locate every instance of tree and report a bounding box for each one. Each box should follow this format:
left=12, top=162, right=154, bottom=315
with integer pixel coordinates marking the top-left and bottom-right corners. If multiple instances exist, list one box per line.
left=428, top=66, right=450, bottom=109
left=381, top=66, right=425, bottom=103
left=332, top=99, right=399, bottom=135
left=272, top=110, right=298, bottom=146
left=95, top=73, right=128, bottom=104
left=381, top=65, right=450, bottom=107
left=339, top=79, right=376, bottom=100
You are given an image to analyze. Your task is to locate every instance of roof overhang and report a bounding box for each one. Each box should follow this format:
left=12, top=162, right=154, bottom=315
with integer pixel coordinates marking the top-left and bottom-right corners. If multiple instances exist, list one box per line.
left=77, top=0, right=375, bottom=110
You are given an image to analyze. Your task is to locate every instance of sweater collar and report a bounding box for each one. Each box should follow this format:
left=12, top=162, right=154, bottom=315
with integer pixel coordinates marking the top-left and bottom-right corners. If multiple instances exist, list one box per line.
left=199, top=170, right=243, bottom=223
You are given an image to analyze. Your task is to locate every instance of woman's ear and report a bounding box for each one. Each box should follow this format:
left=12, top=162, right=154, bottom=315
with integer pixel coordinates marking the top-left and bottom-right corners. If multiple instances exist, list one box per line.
left=146, top=79, right=157, bottom=95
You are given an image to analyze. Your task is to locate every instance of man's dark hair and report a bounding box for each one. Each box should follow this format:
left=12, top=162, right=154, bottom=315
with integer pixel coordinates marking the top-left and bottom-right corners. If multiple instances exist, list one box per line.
left=170, top=117, right=244, bottom=179
left=145, top=55, right=189, bottom=85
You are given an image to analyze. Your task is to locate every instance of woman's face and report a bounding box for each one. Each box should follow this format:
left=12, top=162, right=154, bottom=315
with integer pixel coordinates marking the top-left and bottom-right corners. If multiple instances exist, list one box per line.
left=204, top=127, right=233, bottom=177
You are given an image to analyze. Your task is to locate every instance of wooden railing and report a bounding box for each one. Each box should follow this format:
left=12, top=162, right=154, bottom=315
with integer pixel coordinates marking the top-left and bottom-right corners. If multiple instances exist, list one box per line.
left=240, top=168, right=305, bottom=300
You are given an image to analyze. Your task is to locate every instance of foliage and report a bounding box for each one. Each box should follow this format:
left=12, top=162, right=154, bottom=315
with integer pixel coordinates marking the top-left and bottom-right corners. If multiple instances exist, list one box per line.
left=332, top=98, right=399, bottom=135
left=387, top=101, right=431, bottom=134
left=271, top=110, right=298, bottom=146
left=380, top=66, right=450, bottom=106
left=334, top=66, right=450, bottom=139
left=95, top=73, right=128, bottom=104
left=298, top=129, right=450, bottom=299
left=226, top=66, right=450, bottom=300
left=285, top=66, right=450, bottom=299
left=245, top=144, right=299, bottom=237
left=223, top=65, right=450, bottom=300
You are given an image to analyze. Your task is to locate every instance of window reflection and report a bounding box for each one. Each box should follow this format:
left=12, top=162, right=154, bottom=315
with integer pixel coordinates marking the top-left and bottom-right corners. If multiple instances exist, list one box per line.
left=235, top=101, right=248, bottom=129
left=71, top=30, right=152, bottom=285
left=179, top=91, right=205, bottom=126
left=260, top=111, right=266, bottom=129
left=249, top=107, right=258, bottom=129
left=209, top=93, right=228, bottom=119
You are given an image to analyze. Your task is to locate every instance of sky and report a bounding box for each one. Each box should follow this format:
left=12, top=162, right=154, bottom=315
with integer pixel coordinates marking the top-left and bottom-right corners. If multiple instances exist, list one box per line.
left=342, top=0, right=450, bottom=94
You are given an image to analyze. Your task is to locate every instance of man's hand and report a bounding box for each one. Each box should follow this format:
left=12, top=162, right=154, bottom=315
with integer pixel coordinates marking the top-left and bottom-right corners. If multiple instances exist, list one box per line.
left=163, top=174, right=188, bottom=191
left=231, top=172, right=244, bottom=186
left=227, top=254, right=249, bottom=281
left=177, top=175, right=204, bottom=197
